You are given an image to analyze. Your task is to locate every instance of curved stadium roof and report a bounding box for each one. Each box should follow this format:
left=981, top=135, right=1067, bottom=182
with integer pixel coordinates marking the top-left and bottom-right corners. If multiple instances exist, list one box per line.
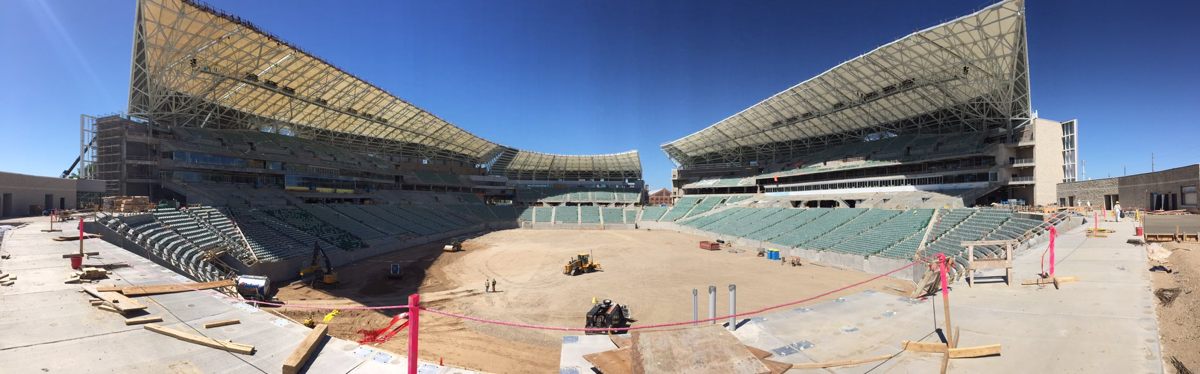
left=128, top=0, right=640, bottom=178
left=489, top=148, right=641, bottom=181
left=662, top=0, right=1031, bottom=167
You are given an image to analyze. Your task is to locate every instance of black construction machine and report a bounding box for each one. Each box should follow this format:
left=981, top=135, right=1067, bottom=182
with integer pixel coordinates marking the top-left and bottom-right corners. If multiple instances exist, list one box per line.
left=584, top=299, right=635, bottom=335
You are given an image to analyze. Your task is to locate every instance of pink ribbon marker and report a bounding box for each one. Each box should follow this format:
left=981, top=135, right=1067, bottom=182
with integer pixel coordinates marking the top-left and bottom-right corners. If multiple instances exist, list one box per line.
left=1048, top=226, right=1057, bottom=277
left=936, top=253, right=949, bottom=295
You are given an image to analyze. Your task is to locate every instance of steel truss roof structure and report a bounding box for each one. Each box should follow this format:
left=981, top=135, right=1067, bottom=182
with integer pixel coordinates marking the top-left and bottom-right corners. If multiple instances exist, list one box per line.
left=487, top=148, right=641, bottom=181
left=128, top=0, right=640, bottom=178
left=662, top=0, right=1031, bottom=167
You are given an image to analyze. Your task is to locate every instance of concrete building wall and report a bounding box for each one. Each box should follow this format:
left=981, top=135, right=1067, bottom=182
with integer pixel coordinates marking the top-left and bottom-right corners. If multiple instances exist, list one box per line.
left=1031, top=118, right=1065, bottom=206
left=0, top=171, right=107, bottom=217
left=1057, top=164, right=1200, bottom=213
left=1116, top=164, right=1200, bottom=213
left=1057, top=178, right=1117, bottom=208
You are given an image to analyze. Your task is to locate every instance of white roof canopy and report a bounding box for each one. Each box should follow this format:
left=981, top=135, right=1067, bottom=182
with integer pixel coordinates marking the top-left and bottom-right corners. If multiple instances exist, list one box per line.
left=662, top=0, right=1030, bottom=167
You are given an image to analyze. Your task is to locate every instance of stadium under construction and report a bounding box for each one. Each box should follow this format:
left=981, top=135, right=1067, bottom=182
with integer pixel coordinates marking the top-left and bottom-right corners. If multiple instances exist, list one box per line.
left=0, top=0, right=1189, bottom=373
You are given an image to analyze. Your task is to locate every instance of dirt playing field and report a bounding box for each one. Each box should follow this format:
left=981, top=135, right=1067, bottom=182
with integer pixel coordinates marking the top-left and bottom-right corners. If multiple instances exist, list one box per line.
left=271, top=228, right=912, bottom=373
left=1152, top=241, right=1200, bottom=374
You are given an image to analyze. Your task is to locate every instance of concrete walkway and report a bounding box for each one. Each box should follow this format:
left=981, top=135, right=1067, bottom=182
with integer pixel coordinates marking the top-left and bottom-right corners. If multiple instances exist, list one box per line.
left=560, top=220, right=1164, bottom=373
left=0, top=217, right=476, bottom=374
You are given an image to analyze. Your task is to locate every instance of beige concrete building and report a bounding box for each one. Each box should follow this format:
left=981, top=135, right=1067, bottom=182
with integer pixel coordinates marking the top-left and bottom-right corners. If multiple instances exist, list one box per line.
left=0, top=171, right=106, bottom=217
left=1000, top=117, right=1076, bottom=206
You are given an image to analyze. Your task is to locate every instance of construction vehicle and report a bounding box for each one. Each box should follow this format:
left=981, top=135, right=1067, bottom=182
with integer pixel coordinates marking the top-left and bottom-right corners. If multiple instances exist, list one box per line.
left=386, top=263, right=404, bottom=280
left=563, top=253, right=601, bottom=276
left=299, top=242, right=338, bottom=286
left=584, top=299, right=634, bottom=335
left=443, top=240, right=463, bottom=252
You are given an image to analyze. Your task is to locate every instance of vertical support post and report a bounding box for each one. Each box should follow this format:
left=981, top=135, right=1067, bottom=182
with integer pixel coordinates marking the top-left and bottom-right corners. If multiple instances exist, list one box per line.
left=1048, top=226, right=1057, bottom=277
left=707, top=286, right=716, bottom=324
left=408, top=293, right=420, bottom=373
left=692, top=289, right=698, bottom=326
left=727, top=284, right=737, bottom=331
left=78, top=217, right=85, bottom=256
left=936, top=253, right=953, bottom=348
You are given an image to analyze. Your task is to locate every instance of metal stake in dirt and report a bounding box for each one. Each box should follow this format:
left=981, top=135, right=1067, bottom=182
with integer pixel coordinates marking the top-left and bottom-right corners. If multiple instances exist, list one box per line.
left=728, top=284, right=737, bottom=331
left=692, top=289, right=699, bottom=326
left=408, top=294, right=420, bottom=374
left=707, top=286, right=716, bottom=324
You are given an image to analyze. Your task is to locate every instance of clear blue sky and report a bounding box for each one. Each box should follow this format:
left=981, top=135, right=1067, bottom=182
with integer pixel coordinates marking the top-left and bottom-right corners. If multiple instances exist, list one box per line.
left=2, top=0, right=1198, bottom=190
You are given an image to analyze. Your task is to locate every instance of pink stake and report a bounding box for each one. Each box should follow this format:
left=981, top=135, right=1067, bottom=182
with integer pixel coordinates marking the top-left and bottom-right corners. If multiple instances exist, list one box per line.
left=408, top=293, right=420, bottom=373
left=1048, top=226, right=1057, bottom=277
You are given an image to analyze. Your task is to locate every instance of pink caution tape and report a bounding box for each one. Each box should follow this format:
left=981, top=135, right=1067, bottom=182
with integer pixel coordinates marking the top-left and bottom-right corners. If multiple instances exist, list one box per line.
left=419, top=261, right=916, bottom=332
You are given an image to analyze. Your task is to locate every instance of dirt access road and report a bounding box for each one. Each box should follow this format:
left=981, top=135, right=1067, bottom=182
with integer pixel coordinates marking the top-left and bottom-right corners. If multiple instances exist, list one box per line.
left=1152, top=241, right=1200, bottom=374
left=272, top=228, right=913, bottom=373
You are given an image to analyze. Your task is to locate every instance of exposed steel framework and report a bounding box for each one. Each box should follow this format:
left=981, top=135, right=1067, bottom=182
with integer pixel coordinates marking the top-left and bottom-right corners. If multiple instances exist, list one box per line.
left=662, top=0, right=1032, bottom=168
left=128, top=0, right=641, bottom=178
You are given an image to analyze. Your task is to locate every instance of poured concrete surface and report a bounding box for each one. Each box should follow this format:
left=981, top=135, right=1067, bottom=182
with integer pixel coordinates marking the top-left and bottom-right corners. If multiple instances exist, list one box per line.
left=0, top=217, right=476, bottom=374
left=561, top=220, right=1164, bottom=373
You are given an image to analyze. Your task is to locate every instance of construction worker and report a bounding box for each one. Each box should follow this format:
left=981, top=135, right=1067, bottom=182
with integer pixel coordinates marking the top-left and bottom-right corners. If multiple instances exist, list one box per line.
left=484, top=279, right=490, bottom=293
left=491, top=279, right=497, bottom=293
left=1113, top=201, right=1123, bottom=222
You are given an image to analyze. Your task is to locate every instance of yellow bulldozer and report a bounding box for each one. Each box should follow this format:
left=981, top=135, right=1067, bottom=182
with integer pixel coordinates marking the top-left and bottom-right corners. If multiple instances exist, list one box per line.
left=563, top=253, right=601, bottom=276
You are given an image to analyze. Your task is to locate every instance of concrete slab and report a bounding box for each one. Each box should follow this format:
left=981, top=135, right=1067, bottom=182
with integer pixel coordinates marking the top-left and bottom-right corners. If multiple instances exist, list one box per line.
left=0, top=217, right=478, bottom=374
left=569, top=220, right=1164, bottom=373
left=558, top=335, right=618, bottom=374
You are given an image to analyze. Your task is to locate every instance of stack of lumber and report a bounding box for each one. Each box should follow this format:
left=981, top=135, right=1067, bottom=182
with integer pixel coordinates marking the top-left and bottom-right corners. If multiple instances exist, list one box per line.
left=102, top=196, right=153, bottom=213
left=0, top=272, right=15, bottom=287
left=65, top=267, right=110, bottom=283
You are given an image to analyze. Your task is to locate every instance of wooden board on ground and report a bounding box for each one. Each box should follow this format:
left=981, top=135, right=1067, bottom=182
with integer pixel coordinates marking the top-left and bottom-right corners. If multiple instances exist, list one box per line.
left=102, top=279, right=236, bottom=296
left=283, top=324, right=328, bottom=374
left=610, top=335, right=632, bottom=349
left=204, top=319, right=241, bottom=329
left=759, top=358, right=793, bottom=374
left=83, top=285, right=147, bottom=313
left=53, top=234, right=101, bottom=241
left=125, top=316, right=163, bottom=325
left=1020, top=276, right=1078, bottom=286
left=901, top=341, right=1002, bottom=358
left=630, top=325, right=770, bottom=374
left=583, top=347, right=633, bottom=374
left=744, top=345, right=772, bottom=359
left=144, top=324, right=255, bottom=355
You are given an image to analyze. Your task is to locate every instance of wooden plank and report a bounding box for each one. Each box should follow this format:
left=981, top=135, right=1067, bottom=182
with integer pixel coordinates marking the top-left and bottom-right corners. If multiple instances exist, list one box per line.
left=759, top=358, right=792, bottom=374
left=112, top=279, right=236, bottom=297
left=0, top=273, right=10, bottom=281
left=901, top=341, right=1002, bottom=358
left=125, top=316, right=163, bottom=325
left=609, top=335, right=632, bottom=349
left=61, top=252, right=100, bottom=258
left=743, top=345, right=772, bottom=359
left=283, top=324, right=328, bottom=374
left=1020, top=276, right=1078, bottom=286
left=790, top=354, right=895, bottom=369
left=204, top=319, right=241, bottom=329
left=584, top=347, right=633, bottom=374
left=83, top=286, right=147, bottom=313
left=144, top=324, right=255, bottom=355
left=631, top=325, right=770, bottom=374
